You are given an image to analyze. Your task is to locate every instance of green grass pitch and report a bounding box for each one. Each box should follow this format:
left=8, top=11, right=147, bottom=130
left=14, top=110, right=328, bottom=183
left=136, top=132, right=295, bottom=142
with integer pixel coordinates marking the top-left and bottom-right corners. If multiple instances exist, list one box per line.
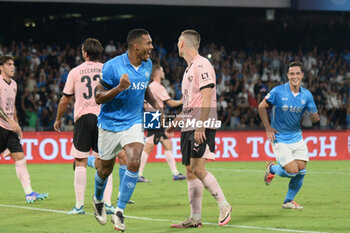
left=0, top=161, right=349, bottom=233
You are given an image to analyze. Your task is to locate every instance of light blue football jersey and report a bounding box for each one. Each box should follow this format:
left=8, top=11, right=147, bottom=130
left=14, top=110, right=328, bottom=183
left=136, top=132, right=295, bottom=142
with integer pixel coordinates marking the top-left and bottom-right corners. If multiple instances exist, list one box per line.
left=265, top=82, right=317, bottom=144
left=98, top=52, right=152, bottom=132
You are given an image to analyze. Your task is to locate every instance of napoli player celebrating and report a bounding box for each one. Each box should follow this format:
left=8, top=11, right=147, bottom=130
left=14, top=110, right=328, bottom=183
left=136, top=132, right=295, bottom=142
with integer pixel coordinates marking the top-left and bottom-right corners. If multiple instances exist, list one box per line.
left=259, top=61, right=320, bottom=209
left=0, top=55, right=48, bottom=203
left=92, top=29, right=161, bottom=231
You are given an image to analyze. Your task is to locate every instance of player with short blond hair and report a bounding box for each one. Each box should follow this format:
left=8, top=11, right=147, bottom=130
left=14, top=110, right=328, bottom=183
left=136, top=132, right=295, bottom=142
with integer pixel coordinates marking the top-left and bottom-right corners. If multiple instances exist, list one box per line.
left=167, top=30, right=232, bottom=228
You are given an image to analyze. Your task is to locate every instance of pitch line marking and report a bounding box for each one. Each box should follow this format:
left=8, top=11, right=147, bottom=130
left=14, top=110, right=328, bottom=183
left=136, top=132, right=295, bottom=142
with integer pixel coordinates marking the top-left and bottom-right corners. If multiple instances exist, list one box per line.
left=0, top=204, right=330, bottom=233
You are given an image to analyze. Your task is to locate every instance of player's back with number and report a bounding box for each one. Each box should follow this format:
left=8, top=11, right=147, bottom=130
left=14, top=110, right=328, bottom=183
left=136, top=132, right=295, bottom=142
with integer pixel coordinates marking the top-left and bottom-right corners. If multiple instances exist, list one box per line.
left=63, top=61, right=103, bottom=122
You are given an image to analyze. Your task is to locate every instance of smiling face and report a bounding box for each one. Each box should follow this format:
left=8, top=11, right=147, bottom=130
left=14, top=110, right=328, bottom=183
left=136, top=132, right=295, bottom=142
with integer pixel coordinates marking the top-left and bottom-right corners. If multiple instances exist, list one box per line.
left=287, top=65, right=303, bottom=89
left=136, top=34, right=153, bottom=62
left=0, top=59, right=15, bottom=79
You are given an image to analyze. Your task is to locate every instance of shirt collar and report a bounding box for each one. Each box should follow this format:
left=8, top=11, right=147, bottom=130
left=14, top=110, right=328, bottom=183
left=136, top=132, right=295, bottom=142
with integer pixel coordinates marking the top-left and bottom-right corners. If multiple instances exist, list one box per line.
left=123, top=51, right=146, bottom=68
left=0, top=75, right=11, bottom=85
left=123, top=51, right=131, bottom=66
left=286, top=82, right=303, bottom=94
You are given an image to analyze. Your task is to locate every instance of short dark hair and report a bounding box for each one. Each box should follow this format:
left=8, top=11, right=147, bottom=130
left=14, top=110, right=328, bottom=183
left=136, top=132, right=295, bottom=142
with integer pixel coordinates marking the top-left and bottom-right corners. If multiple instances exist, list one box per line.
left=0, top=55, right=14, bottom=66
left=288, top=61, right=303, bottom=73
left=181, top=29, right=201, bottom=49
left=82, top=38, right=103, bottom=61
left=127, top=28, right=149, bottom=48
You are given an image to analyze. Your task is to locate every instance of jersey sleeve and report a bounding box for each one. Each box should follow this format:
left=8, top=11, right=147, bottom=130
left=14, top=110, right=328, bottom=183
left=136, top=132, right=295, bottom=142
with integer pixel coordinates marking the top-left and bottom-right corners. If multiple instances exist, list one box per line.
left=306, top=91, right=318, bottom=113
left=158, top=85, right=171, bottom=102
left=100, top=62, right=116, bottom=90
left=264, top=88, right=278, bottom=106
left=63, top=69, right=75, bottom=96
left=196, top=60, right=215, bottom=90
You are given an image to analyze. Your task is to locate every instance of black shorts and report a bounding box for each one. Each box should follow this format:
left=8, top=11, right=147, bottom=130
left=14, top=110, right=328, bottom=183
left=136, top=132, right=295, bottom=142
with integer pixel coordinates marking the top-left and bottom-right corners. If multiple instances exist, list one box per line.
left=0, top=126, right=23, bottom=154
left=180, top=128, right=216, bottom=165
left=146, top=127, right=168, bottom=145
left=73, top=114, right=98, bottom=154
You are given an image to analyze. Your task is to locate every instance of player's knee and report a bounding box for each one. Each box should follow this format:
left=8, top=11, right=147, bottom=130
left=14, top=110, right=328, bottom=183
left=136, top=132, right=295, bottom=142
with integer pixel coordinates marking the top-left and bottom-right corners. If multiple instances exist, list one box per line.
left=118, top=156, right=127, bottom=165
left=99, top=167, right=113, bottom=180
left=191, top=166, right=206, bottom=179
left=284, top=167, right=299, bottom=174
left=127, top=157, right=140, bottom=170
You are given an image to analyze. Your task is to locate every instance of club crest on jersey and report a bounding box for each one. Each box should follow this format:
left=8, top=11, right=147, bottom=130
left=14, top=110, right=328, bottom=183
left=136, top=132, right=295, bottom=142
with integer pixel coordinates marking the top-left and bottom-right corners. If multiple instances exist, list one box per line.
left=282, top=104, right=289, bottom=112
left=188, top=76, right=193, bottom=83
left=145, top=71, right=150, bottom=78
left=301, top=99, right=306, bottom=105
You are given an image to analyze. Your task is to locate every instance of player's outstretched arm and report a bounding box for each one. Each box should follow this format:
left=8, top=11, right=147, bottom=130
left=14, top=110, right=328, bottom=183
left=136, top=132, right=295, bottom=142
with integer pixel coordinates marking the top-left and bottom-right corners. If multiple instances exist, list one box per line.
left=165, top=98, right=183, bottom=108
left=258, top=99, right=278, bottom=142
left=54, top=95, right=72, bottom=132
left=95, top=73, right=130, bottom=104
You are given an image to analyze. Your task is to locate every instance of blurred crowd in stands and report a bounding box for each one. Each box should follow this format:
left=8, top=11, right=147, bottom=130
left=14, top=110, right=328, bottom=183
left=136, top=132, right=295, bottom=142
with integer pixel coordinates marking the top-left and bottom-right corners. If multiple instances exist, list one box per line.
left=0, top=39, right=349, bottom=131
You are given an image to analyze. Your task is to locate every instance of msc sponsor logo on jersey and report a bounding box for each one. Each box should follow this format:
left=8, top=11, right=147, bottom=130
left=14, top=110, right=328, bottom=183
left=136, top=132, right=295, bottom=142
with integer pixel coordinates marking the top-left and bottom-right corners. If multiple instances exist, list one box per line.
left=282, top=104, right=302, bottom=113
left=129, top=81, right=149, bottom=90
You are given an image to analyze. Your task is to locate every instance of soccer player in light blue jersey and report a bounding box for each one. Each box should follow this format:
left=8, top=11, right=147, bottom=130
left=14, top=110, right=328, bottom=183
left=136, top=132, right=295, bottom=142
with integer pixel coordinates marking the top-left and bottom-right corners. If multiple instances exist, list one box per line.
left=258, top=61, right=320, bottom=210
left=91, top=29, right=161, bottom=231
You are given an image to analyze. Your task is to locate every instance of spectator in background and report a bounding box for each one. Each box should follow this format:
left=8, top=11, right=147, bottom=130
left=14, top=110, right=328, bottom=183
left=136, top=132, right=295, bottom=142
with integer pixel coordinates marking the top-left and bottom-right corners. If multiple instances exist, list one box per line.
left=105, top=40, right=117, bottom=55
left=270, top=70, right=281, bottom=82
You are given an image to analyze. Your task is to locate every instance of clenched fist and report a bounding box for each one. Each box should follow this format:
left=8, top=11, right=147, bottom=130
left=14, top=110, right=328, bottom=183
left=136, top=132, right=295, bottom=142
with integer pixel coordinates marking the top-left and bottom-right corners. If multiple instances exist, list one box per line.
left=119, top=73, right=131, bottom=90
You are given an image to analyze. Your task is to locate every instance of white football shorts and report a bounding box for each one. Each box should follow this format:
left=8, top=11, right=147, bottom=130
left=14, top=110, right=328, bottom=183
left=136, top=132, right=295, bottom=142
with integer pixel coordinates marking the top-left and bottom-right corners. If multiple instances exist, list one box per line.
left=98, top=124, right=145, bottom=160
left=271, top=139, right=309, bottom=167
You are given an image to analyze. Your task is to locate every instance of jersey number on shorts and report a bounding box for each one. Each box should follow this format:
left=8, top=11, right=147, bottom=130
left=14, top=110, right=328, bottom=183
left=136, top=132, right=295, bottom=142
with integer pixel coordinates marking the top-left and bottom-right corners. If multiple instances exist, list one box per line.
left=81, top=74, right=100, bottom=99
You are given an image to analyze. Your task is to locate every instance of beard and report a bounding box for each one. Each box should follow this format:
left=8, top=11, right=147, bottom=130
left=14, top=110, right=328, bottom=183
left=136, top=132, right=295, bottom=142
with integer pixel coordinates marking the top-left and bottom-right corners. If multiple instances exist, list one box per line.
left=140, top=49, right=149, bottom=61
